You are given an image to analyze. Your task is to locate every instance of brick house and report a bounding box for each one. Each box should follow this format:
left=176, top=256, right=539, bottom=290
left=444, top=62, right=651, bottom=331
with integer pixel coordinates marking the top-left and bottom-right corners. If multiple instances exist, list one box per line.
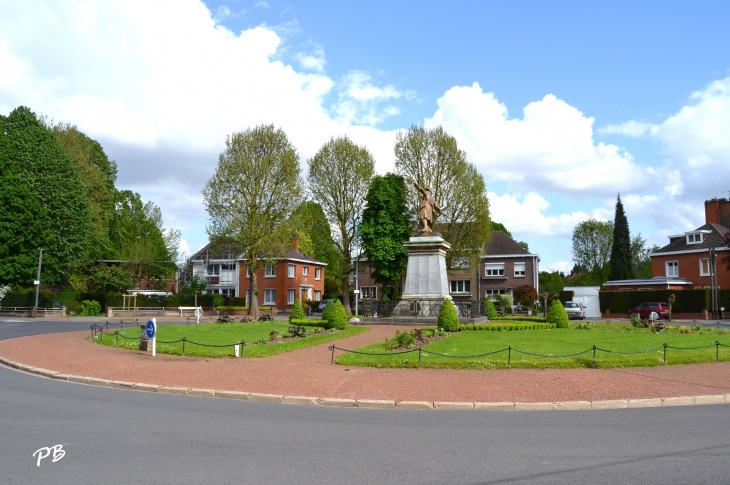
left=649, top=198, right=730, bottom=289
left=354, top=231, right=540, bottom=305
left=190, top=239, right=326, bottom=310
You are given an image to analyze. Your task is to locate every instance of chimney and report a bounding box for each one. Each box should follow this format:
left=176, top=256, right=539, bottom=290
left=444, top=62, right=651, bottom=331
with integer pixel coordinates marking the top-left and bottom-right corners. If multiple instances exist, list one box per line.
left=292, top=237, right=299, bottom=251
left=705, top=198, right=730, bottom=226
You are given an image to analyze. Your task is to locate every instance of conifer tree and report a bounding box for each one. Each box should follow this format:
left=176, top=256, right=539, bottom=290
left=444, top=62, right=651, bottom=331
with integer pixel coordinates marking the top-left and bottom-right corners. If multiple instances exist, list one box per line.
left=609, top=194, right=632, bottom=281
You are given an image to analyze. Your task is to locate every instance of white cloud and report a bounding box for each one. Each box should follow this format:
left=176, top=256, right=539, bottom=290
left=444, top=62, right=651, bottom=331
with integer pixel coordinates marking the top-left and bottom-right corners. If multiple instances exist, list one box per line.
left=542, top=261, right=572, bottom=273
left=295, top=46, right=326, bottom=72
left=425, top=83, right=649, bottom=196
left=331, top=71, right=403, bottom=126
left=598, top=120, right=655, bottom=137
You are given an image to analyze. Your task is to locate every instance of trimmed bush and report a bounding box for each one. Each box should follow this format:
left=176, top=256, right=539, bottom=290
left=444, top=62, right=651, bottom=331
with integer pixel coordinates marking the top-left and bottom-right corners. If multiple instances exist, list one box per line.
left=80, top=300, right=102, bottom=316
left=457, top=322, right=555, bottom=331
left=1, top=288, right=56, bottom=308
left=485, top=299, right=497, bottom=319
left=491, top=316, right=548, bottom=323
left=599, top=288, right=710, bottom=314
left=289, top=299, right=306, bottom=322
left=290, top=319, right=329, bottom=329
left=547, top=299, right=570, bottom=328
left=437, top=299, right=459, bottom=332
left=322, top=299, right=348, bottom=330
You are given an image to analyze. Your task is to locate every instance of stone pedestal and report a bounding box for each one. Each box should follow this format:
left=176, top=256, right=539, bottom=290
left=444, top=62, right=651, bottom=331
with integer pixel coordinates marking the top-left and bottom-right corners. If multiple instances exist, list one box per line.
left=401, top=235, right=451, bottom=299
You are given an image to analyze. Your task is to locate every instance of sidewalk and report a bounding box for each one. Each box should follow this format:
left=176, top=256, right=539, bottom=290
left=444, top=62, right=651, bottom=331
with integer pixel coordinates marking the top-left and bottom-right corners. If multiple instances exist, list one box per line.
left=1, top=322, right=730, bottom=410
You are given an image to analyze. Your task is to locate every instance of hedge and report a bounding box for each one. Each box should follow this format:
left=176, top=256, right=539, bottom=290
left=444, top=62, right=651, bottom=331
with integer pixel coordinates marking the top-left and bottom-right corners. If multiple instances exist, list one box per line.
left=1, top=289, right=56, bottom=308
left=458, top=323, right=555, bottom=331
left=599, top=288, right=710, bottom=313
left=289, top=319, right=330, bottom=329
left=491, top=316, right=548, bottom=323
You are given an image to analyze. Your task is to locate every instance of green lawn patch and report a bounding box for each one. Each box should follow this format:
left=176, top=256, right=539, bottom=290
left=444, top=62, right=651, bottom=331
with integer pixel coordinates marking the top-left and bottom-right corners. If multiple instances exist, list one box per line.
left=335, top=323, right=730, bottom=369
left=94, top=322, right=368, bottom=358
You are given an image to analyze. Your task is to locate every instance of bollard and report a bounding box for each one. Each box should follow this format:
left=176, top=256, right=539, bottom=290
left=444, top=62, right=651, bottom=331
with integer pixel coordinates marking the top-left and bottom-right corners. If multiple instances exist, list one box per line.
left=182, top=337, right=186, bottom=356
left=663, top=343, right=667, bottom=364
left=115, top=331, right=118, bottom=347
left=717, top=341, right=720, bottom=362
left=593, top=345, right=596, bottom=367
left=508, top=345, right=511, bottom=369
left=418, top=347, right=422, bottom=365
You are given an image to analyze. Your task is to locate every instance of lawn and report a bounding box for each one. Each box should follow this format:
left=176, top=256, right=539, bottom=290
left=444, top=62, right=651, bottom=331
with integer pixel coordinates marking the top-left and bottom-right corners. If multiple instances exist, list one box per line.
left=94, top=321, right=368, bottom=358
left=335, top=323, right=730, bottom=369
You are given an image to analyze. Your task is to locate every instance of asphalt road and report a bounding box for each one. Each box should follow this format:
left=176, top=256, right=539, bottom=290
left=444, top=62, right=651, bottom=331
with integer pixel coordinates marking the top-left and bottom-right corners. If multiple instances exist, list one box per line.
left=2, top=318, right=730, bottom=485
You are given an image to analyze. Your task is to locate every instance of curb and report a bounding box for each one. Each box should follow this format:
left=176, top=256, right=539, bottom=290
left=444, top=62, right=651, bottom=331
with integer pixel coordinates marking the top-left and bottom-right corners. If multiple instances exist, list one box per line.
left=2, top=356, right=729, bottom=411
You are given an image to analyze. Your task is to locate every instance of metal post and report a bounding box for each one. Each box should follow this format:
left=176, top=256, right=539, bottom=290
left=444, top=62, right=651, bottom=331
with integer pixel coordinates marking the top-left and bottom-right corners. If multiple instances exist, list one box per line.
left=33, top=248, right=43, bottom=317
left=182, top=337, right=186, bottom=356
left=115, top=331, right=118, bottom=347
left=508, top=345, right=511, bottom=369
left=716, top=341, right=720, bottom=362
left=663, top=343, right=667, bottom=364
left=593, top=345, right=596, bottom=366
left=418, top=347, right=422, bottom=365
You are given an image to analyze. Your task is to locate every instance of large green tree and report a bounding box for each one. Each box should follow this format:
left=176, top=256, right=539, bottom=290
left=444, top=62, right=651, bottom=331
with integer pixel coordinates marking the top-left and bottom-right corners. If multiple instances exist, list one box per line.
left=203, top=125, right=302, bottom=317
left=48, top=122, right=118, bottom=260
left=609, top=195, right=632, bottom=281
left=0, top=128, right=53, bottom=287
left=571, top=218, right=614, bottom=284
left=291, top=201, right=339, bottom=268
left=394, top=125, right=491, bottom=267
left=360, top=173, right=412, bottom=288
left=307, top=135, right=374, bottom=314
left=0, top=107, right=91, bottom=284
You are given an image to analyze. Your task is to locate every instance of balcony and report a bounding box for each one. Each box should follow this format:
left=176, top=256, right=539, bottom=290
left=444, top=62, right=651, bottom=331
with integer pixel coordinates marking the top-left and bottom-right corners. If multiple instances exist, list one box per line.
left=206, top=276, right=220, bottom=285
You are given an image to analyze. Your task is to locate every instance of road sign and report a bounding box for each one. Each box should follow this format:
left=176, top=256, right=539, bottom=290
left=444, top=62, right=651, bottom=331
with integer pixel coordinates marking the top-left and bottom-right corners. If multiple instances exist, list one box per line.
left=194, top=308, right=201, bottom=318
left=145, top=320, right=156, bottom=339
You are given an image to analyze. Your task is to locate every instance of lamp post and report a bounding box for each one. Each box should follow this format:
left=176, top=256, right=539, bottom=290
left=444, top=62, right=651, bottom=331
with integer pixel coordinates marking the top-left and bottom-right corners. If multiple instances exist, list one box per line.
left=33, top=248, right=43, bottom=318
left=194, top=290, right=199, bottom=310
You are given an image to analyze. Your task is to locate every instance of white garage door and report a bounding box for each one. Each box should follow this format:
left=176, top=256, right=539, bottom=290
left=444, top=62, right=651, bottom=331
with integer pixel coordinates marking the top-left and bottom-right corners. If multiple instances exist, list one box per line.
left=563, top=286, right=602, bottom=319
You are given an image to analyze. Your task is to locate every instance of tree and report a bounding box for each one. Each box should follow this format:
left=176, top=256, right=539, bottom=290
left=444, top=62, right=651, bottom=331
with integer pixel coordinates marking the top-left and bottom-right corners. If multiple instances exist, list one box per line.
left=360, top=173, right=412, bottom=289
left=394, top=125, right=491, bottom=268
left=47, top=121, right=118, bottom=261
left=289, top=299, right=306, bottom=322
left=514, top=285, right=538, bottom=306
left=437, top=298, right=459, bottom=332
left=307, top=136, right=374, bottom=314
left=203, top=125, right=302, bottom=317
left=547, top=299, right=570, bottom=328
left=291, top=201, right=340, bottom=271
left=86, top=263, right=132, bottom=295
left=0, top=128, right=53, bottom=287
left=631, top=234, right=658, bottom=279
left=539, top=271, right=567, bottom=298
left=609, top=195, right=632, bottom=281
left=1, top=106, right=91, bottom=284
left=571, top=218, right=614, bottom=284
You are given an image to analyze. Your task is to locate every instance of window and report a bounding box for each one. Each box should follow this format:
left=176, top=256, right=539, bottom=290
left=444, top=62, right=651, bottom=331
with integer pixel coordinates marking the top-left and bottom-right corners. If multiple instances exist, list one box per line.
left=221, top=288, right=235, bottom=297
left=485, top=263, right=505, bottom=276
left=302, top=266, right=309, bottom=276
left=686, top=233, right=703, bottom=244
left=264, top=289, right=276, bottom=305
left=484, top=289, right=505, bottom=299
left=245, top=266, right=250, bottom=278
left=288, top=264, right=295, bottom=278
left=315, top=268, right=321, bottom=280
left=265, top=263, right=276, bottom=277
left=221, top=263, right=235, bottom=271
left=287, top=289, right=295, bottom=305
left=514, top=262, right=526, bottom=277
left=206, top=264, right=220, bottom=276
left=314, top=290, right=321, bottom=301
left=361, top=287, right=369, bottom=299
left=700, top=259, right=710, bottom=276
left=666, top=261, right=678, bottom=277
left=450, top=280, right=471, bottom=293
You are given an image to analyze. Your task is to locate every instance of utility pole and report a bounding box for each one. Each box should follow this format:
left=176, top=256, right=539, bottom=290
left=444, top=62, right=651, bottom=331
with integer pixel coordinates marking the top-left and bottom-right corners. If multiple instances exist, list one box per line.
left=33, top=248, right=43, bottom=317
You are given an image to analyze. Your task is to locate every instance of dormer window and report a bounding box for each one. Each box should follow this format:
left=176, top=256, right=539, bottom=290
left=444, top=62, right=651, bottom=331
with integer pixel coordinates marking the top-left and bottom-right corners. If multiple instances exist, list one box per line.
left=686, top=233, right=703, bottom=244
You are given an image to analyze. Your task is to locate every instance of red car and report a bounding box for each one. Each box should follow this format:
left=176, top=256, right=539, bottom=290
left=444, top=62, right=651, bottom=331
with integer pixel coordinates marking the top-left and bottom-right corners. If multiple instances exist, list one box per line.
left=628, top=302, right=670, bottom=320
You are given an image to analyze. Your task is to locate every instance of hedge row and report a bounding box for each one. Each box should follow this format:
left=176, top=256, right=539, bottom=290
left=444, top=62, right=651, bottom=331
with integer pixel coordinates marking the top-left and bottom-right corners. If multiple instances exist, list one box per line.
left=1, top=289, right=56, bottom=308
left=458, top=323, right=556, bottom=331
left=599, top=288, right=715, bottom=313
left=491, top=316, right=548, bottom=323
left=289, top=319, right=331, bottom=329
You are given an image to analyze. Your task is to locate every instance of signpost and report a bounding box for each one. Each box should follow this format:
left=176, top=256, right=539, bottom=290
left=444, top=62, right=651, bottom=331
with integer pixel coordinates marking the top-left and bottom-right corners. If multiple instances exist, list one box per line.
left=145, top=318, right=157, bottom=356
left=194, top=307, right=201, bottom=324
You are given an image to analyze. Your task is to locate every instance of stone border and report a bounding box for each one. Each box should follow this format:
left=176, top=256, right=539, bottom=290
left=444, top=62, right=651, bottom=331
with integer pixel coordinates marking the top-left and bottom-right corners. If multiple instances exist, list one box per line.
left=2, top=356, right=729, bottom=411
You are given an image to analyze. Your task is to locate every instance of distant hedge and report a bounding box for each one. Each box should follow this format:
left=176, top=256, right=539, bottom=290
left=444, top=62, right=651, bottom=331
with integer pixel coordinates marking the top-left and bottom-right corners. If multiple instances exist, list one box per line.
left=1, top=289, right=56, bottom=308
left=599, top=288, right=711, bottom=313
left=458, top=323, right=555, bottom=331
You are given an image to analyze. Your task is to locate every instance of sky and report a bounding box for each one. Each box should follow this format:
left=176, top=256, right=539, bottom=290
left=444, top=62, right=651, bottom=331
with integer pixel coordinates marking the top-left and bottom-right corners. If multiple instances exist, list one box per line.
left=2, top=0, right=730, bottom=272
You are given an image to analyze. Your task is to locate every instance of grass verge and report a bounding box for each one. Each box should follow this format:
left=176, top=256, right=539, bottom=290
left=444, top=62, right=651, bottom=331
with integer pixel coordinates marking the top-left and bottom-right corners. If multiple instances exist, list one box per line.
left=335, top=323, right=730, bottom=369
left=94, top=322, right=368, bottom=358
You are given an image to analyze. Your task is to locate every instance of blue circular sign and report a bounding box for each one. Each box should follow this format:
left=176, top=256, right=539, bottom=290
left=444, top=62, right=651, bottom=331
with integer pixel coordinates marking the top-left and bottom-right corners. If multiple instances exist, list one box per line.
left=145, top=320, right=156, bottom=339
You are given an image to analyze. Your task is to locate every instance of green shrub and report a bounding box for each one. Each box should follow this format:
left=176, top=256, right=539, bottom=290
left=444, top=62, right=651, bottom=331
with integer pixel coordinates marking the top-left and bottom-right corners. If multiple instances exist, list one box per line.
left=437, top=299, right=459, bottom=332
left=494, top=294, right=513, bottom=311
left=290, top=319, right=329, bottom=329
left=289, top=299, right=306, bottom=322
left=2, top=288, right=56, bottom=308
left=485, top=299, right=497, bottom=319
left=80, top=300, right=102, bottom=316
left=547, top=299, right=570, bottom=328
left=322, top=299, right=348, bottom=330
left=389, top=330, right=417, bottom=349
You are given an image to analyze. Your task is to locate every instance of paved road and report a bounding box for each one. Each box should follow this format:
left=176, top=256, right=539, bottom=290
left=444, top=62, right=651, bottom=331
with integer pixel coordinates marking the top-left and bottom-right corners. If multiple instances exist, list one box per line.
left=2, top=318, right=730, bottom=484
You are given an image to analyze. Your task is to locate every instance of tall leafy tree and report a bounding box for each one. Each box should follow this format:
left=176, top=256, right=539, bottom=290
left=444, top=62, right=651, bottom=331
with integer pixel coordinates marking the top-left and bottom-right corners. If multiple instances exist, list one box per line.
left=0, top=107, right=91, bottom=284
left=360, top=173, right=412, bottom=289
left=291, top=201, right=339, bottom=268
left=631, top=234, right=658, bottom=279
left=0, top=127, right=53, bottom=287
left=609, top=195, right=632, bottom=280
left=48, top=122, right=118, bottom=260
left=307, top=135, right=374, bottom=314
left=571, top=218, right=614, bottom=284
left=394, top=125, right=491, bottom=267
left=203, top=125, right=302, bottom=317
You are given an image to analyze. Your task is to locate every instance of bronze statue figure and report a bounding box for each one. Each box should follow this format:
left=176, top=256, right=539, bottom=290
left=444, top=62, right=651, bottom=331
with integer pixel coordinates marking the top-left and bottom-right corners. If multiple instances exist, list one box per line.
left=414, top=182, right=446, bottom=234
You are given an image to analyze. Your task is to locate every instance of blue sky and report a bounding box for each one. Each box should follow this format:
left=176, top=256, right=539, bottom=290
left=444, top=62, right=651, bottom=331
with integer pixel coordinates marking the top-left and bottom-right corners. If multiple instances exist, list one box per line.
left=2, top=0, right=729, bottom=272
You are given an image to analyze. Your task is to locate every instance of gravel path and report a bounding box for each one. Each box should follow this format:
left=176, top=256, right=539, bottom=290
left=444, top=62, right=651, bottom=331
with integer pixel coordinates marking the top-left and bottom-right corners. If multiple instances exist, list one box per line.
left=2, top=324, right=730, bottom=404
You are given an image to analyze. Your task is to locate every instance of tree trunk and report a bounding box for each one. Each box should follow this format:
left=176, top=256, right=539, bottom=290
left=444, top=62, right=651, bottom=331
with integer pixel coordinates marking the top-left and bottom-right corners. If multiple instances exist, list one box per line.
left=250, top=270, right=259, bottom=318
left=341, top=275, right=352, bottom=315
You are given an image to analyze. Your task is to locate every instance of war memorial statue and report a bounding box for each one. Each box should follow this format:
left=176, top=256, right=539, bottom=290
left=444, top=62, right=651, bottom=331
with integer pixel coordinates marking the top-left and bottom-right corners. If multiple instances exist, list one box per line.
left=414, top=183, right=446, bottom=235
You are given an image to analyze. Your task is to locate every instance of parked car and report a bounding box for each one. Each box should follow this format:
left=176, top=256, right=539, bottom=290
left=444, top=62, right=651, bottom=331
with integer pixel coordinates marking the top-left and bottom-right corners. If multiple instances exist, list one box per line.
left=564, top=301, right=586, bottom=320
left=316, top=299, right=337, bottom=313
left=628, top=302, right=670, bottom=320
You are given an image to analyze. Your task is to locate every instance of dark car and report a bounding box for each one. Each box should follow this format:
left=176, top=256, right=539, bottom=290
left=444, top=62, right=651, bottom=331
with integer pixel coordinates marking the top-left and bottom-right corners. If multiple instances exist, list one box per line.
left=628, top=302, right=670, bottom=320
